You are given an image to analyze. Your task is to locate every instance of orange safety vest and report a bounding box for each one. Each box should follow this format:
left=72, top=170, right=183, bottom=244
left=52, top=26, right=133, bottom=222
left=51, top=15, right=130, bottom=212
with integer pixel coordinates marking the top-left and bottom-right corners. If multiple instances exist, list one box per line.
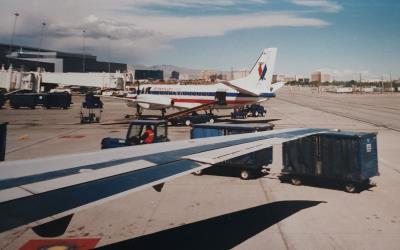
left=143, top=129, right=155, bottom=144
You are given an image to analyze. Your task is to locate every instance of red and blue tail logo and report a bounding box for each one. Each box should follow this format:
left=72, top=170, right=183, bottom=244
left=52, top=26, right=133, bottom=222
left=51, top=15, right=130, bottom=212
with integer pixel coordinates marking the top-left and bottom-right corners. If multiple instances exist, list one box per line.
left=258, top=63, right=267, bottom=80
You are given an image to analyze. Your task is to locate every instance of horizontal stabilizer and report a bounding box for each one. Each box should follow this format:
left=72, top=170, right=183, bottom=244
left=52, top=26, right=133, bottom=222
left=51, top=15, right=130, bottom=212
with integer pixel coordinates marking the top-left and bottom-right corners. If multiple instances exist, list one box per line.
left=220, top=80, right=261, bottom=96
left=271, top=82, right=286, bottom=93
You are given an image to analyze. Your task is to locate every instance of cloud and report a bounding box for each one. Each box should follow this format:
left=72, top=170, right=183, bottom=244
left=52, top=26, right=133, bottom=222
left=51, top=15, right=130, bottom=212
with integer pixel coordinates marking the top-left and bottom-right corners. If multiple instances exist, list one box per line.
left=133, top=12, right=328, bottom=39
left=0, top=0, right=331, bottom=64
left=291, top=0, right=342, bottom=12
left=130, top=0, right=267, bottom=8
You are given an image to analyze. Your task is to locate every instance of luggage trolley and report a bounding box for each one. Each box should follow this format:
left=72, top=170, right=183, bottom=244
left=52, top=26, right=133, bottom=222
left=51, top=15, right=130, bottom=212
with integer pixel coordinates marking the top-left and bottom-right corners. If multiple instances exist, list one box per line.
left=80, top=93, right=103, bottom=124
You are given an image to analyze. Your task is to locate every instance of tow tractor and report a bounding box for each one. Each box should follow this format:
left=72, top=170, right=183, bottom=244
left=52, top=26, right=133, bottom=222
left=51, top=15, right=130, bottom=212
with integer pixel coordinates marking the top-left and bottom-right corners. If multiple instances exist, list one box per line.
left=231, top=104, right=266, bottom=119
left=101, top=120, right=169, bottom=149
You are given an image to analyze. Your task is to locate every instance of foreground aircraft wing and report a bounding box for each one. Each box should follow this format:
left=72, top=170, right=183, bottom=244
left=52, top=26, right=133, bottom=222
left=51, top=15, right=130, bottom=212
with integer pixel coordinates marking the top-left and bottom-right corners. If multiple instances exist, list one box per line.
left=0, top=128, right=329, bottom=234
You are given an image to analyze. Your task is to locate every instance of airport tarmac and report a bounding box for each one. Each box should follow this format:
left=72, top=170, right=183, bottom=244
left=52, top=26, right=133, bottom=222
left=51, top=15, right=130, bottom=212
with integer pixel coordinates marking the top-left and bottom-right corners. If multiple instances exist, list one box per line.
left=0, top=87, right=399, bottom=249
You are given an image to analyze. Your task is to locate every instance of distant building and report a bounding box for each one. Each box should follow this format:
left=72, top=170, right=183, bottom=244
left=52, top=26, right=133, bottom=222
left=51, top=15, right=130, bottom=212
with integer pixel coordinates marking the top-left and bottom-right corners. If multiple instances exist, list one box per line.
left=311, top=71, right=332, bottom=83
left=273, top=74, right=296, bottom=82
left=199, top=70, right=217, bottom=81
left=171, top=71, right=179, bottom=80
left=298, top=78, right=310, bottom=84
left=135, top=69, right=164, bottom=81
left=229, top=69, right=248, bottom=80
left=179, top=73, right=190, bottom=80
left=0, top=43, right=127, bottom=73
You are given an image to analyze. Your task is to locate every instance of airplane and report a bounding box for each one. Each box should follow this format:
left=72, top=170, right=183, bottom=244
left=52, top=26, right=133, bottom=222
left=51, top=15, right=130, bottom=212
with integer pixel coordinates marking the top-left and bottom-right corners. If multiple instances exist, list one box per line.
left=0, top=127, right=329, bottom=236
left=116, top=48, right=285, bottom=115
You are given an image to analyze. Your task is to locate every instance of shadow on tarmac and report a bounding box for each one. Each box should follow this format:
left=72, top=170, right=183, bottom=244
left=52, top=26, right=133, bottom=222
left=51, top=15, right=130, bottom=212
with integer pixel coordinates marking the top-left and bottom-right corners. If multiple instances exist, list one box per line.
left=279, top=175, right=376, bottom=193
left=97, top=200, right=324, bottom=250
left=196, top=166, right=269, bottom=179
left=216, top=117, right=281, bottom=124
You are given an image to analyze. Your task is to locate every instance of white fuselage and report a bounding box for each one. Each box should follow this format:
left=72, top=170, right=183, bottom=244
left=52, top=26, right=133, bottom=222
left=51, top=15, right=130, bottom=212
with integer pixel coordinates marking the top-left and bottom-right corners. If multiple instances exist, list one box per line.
left=127, top=83, right=275, bottom=110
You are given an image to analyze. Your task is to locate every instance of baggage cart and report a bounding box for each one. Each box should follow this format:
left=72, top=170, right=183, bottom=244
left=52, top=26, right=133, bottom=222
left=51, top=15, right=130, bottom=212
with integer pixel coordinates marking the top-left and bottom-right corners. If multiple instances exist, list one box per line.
left=281, top=131, right=379, bottom=192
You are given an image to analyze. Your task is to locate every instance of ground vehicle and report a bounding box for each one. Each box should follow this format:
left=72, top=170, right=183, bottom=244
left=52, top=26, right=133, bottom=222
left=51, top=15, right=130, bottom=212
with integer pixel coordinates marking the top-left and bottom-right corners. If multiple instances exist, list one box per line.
left=231, top=104, right=266, bottom=119
left=281, top=131, right=379, bottom=192
left=191, top=122, right=274, bottom=179
left=169, top=112, right=218, bottom=126
left=246, top=104, right=266, bottom=117
left=101, top=120, right=169, bottom=149
left=80, top=93, right=103, bottom=123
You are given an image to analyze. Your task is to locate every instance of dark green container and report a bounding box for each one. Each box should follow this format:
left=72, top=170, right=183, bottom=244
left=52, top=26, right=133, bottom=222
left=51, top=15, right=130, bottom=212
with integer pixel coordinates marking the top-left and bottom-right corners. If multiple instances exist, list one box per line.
left=0, top=122, right=7, bottom=161
left=282, top=131, right=379, bottom=183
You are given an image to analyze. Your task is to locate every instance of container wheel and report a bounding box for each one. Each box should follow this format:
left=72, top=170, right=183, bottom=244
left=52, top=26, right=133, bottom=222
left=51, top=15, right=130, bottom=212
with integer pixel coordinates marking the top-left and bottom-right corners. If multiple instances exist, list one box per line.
left=193, top=169, right=203, bottom=176
left=240, top=170, right=251, bottom=180
left=209, top=118, right=215, bottom=123
left=185, top=120, right=191, bottom=126
left=291, top=176, right=302, bottom=185
left=345, top=183, right=357, bottom=193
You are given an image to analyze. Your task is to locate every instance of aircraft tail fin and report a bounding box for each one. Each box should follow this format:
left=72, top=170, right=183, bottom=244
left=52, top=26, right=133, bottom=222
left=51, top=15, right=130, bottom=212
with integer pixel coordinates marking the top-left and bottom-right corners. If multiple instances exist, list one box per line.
left=227, top=48, right=279, bottom=95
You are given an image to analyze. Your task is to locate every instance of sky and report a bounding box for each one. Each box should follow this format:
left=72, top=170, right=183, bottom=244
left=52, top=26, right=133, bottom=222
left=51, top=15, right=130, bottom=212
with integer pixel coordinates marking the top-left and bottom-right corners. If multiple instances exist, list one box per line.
left=0, top=0, right=399, bottom=80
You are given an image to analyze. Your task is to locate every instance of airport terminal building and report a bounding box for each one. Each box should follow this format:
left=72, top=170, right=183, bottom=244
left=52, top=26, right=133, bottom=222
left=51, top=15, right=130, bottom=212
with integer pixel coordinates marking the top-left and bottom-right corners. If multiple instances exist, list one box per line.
left=0, top=43, right=127, bottom=73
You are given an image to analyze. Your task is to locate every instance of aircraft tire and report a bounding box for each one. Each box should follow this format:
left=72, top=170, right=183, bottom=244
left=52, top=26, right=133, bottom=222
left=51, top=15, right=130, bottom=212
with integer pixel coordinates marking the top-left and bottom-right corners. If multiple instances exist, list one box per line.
left=291, top=176, right=302, bottom=186
left=345, top=183, right=357, bottom=193
left=193, top=170, right=203, bottom=176
left=240, top=169, right=251, bottom=180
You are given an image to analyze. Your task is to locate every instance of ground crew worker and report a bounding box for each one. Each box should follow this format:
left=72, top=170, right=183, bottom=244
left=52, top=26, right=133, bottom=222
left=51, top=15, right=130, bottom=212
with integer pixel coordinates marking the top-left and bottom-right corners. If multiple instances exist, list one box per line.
left=142, top=125, right=155, bottom=144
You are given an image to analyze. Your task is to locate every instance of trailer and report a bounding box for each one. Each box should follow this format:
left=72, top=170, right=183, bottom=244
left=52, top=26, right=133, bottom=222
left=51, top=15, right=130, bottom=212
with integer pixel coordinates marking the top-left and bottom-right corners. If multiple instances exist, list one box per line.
left=190, top=122, right=274, bottom=179
left=10, top=93, right=37, bottom=109
left=281, top=131, right=379, bottom=192
left=169, top=112, right=218, bottom=126
left=44, top=92, right=72, bottom=109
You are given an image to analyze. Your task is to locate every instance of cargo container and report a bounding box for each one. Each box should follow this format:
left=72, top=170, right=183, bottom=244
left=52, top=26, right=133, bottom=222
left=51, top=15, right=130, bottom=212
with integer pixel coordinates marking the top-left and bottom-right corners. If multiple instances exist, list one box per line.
left=45, top=93, right=72, bottom=109
left=83, top=93, right=103, bottom=109
left=281, top=131, right=378, bottom=192
left=35, top=93, right=47, bottom=106
left=0, top=122, right=6, bottom=161
left=191, top=123, right=274, bottom=179
left=191, top=122, right=274, bottom=139
left=0, top=92, right=5, bottom=108
left=10, top=93, right=37, bottom=109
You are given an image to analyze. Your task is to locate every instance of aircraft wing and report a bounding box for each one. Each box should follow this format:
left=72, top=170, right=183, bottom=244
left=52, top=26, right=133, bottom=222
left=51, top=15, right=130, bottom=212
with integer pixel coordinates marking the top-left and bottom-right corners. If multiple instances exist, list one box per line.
left=0, top=128, right=329, bottom=234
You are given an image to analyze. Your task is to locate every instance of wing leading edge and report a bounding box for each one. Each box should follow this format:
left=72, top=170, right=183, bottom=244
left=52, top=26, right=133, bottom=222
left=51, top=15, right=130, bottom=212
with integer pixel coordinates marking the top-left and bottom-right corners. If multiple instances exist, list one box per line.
left=0, top=128, right=329, bottom=233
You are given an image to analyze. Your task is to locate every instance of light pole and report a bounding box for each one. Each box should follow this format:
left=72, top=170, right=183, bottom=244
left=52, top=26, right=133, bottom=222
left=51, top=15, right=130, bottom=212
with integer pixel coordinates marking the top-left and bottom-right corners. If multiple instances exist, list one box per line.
left=82, top=29, right=86, bottom=73
left=8, top=12, right=20, bottom=65
left=37, top=22, right=46, bottom=70
left=107, top=35, right=111, bottom=74
left=107, top=35, right=112, bottom=88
